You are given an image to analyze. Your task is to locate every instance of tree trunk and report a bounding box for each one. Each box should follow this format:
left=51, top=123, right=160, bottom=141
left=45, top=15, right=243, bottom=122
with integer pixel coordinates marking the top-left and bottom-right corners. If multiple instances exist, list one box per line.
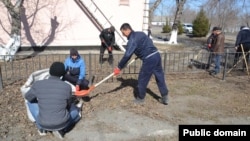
left=168, top=0, right=186, bottom=44
left=149, top=0, right=162, bottom=27
left=0, top=0, right=22, bottom=61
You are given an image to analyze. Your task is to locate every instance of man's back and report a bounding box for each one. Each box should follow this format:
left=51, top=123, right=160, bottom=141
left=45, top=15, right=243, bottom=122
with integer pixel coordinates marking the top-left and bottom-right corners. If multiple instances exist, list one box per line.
left=25, top=76, right=72, bottom=129
left=236, top=27, right=250, bottom=46
left=213, top=32, right=224, bottom=54
left=127, top=31, right=157, bottom=59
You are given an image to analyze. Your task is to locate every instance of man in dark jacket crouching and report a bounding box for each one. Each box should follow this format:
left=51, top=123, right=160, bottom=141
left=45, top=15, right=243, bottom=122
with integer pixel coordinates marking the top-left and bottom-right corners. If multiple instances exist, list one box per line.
left=25, top=62, right=82, bottom=139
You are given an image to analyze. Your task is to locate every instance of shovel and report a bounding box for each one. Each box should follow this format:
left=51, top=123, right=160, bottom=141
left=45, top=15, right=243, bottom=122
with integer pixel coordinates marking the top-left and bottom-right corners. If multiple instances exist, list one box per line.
left=227, top=44, right=250, bottom=76
left=75, top=57, right=138, bottom=97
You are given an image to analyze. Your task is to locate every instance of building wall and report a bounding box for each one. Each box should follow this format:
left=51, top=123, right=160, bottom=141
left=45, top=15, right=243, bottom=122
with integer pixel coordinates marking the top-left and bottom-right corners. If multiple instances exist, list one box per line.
left=0, top=0, right=148, bottom=47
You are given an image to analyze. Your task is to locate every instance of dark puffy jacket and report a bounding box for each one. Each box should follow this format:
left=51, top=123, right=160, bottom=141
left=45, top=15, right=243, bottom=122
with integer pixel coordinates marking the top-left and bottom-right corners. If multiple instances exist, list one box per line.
left=25, top=76, right=72, bottom=130
left=235, top=27, right=250, bottom=46
left=99, top=28, right=115, bottom=46
left=207, top=33, right=216, bottom=45
left=118, top=31, right=158, bottom=69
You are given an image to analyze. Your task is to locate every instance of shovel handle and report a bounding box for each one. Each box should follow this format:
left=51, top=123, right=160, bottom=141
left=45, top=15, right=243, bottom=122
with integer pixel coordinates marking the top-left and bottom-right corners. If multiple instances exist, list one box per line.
left=94, top=57, right=138, bottom=88
left=94, top=73, right=114, bottom=87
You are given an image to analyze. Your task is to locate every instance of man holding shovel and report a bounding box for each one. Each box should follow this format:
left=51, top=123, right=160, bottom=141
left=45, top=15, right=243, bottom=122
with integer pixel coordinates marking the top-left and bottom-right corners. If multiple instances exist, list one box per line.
left=99, top=26, right=116, bottom=65
left=113, top=23, right=169, bottom=105
left=233, top=26, right=250, bottom=70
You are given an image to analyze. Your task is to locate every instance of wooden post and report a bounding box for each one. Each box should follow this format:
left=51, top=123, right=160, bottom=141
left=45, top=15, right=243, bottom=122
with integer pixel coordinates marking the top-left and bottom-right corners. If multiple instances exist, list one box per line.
left=0, top=66, right=3, bottom=91
left=240, top=44, right=250, bottom=79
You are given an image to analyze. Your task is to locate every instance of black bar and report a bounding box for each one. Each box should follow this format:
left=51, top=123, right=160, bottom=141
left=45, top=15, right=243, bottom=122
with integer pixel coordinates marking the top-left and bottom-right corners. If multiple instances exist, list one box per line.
left=179, top=125, right=250, bottom=141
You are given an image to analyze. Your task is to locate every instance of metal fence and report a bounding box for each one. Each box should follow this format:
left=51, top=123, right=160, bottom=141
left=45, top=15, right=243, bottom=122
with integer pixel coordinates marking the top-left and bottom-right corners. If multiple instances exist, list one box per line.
left=0, top=49, right=248, bottom=89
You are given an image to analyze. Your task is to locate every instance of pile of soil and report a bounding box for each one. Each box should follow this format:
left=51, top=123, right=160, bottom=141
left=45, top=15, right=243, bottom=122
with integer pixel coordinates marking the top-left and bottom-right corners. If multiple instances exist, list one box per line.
left=0, top=74, right=250, bottom=141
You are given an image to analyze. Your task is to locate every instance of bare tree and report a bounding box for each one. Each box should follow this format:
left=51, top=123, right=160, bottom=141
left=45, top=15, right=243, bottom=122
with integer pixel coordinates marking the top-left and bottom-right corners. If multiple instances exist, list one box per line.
left=0, top=0, right=75, bottom=60
left=168, top=0, right=186, bottom=44
left=0, top=0, right=23, bottom=61
left=241, top=13, right=250, bottom=27
left=1, top=0, right=22, bottom=35
left=218, top=0, right=239, bottom=30
left=241, top=0, right=250, bottom=27
left=181, top=7, right=197, bottom=23
left=149, top=0, right=162, bottom=27
left=173, top=0, right=186, bottom=27
left=202, top=0, right=218, bottom=30
left=202, top=0, right=241, bottom=31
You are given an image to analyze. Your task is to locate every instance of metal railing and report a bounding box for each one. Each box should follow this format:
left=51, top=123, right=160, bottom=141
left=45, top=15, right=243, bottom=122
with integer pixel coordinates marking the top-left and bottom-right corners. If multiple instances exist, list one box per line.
left=0, top=49, right=249, bottom=89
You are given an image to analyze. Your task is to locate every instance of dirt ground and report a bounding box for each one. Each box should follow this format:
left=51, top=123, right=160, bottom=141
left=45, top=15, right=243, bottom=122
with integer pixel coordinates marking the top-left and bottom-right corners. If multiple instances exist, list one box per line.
left=1, top=30, right=250, bottom=141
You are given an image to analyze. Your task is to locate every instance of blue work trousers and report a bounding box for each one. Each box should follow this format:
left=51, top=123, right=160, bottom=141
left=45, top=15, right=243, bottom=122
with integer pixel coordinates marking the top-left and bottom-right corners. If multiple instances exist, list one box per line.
left=137, top=53, right=168, bottom=99
left=27, top=102, right=81, bottom=131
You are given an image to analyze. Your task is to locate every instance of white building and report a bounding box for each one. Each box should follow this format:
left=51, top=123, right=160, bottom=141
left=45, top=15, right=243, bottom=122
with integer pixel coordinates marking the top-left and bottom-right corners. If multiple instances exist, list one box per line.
left=0, top=0, right=150, bottom=52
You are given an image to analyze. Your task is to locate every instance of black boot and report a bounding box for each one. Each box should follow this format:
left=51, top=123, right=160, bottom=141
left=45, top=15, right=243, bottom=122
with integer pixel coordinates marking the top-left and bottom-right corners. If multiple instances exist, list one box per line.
left=133, top=97, right=144, bottom=104
left=108, top=55, right=113, bottom=65
left=99, top=55, right=104, bottom=64
left=160, top=95, right=168, bottom=105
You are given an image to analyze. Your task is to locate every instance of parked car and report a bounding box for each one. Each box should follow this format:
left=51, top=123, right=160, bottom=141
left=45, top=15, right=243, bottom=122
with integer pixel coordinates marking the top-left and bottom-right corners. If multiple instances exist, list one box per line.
left=182, top=23, right=193, bottom=34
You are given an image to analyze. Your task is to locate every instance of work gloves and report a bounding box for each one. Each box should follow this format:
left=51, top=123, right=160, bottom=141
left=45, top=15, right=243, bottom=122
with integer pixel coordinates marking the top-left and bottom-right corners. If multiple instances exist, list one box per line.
left=113, top=67, right=121, bottom=76
left=207, top=44, right=211, bottom=48
left=108, top=46, right=112, bottom=52
left=75, top=85, right=80, bottom=91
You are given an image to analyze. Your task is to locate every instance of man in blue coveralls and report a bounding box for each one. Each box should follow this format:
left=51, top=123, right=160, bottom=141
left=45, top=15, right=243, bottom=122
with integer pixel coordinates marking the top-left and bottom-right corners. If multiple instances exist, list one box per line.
left=113, top=23, right=169, bottom=105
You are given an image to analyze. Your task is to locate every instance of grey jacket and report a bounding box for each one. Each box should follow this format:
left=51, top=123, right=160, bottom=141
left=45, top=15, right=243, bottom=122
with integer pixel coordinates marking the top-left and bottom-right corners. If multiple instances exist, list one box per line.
left=25, top=76, right=72, bottom=130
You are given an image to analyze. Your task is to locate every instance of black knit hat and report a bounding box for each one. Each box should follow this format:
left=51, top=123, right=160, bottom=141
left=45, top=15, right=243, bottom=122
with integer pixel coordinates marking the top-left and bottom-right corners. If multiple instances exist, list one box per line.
left=49, top=62, right=66, bottom=77
left=70, top=48, right=79, bottom=56
left=240, top=26, right=246, bottom=30
left=212, top=26, right=221, bottom=31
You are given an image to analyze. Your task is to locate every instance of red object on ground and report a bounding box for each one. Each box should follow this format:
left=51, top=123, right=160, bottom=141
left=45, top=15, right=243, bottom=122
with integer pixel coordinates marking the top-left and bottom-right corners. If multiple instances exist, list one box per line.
left=75, top=85, right=95, bottom=97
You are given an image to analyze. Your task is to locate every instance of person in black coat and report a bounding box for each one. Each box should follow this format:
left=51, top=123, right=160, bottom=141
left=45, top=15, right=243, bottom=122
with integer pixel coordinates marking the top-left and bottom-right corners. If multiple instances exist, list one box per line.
left=99, top=26, right=116, bottom=65
left=233, top=26, right=250, bottom=69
